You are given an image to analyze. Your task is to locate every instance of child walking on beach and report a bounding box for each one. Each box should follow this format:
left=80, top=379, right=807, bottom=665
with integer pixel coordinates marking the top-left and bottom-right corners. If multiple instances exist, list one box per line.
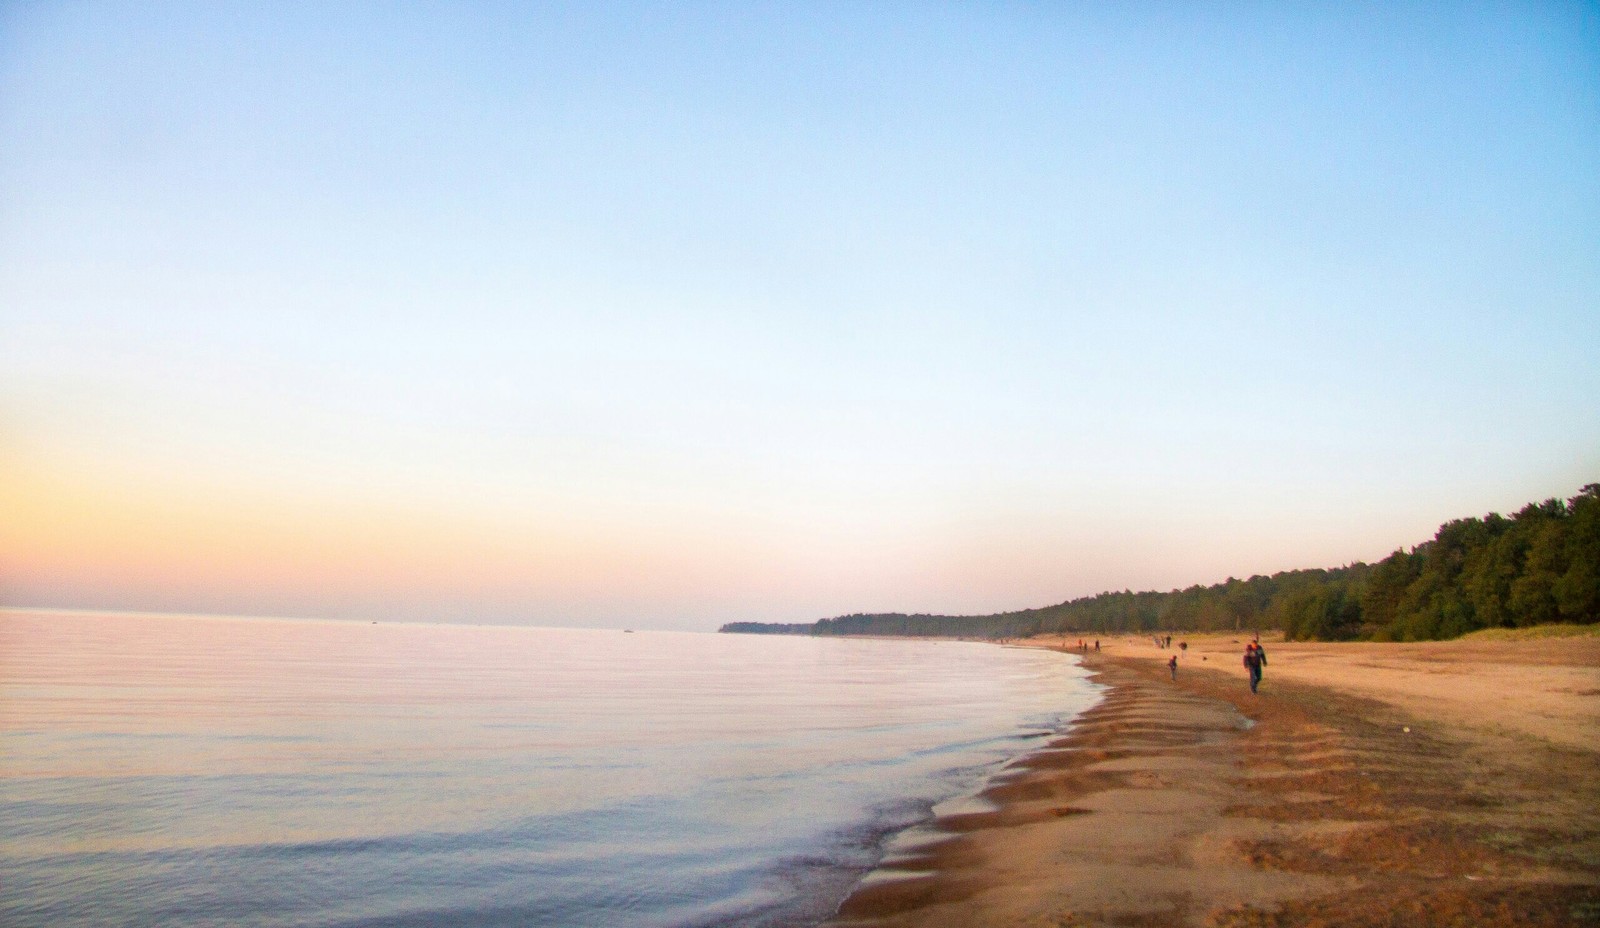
left=1168, top=655, right=1178, bottom=680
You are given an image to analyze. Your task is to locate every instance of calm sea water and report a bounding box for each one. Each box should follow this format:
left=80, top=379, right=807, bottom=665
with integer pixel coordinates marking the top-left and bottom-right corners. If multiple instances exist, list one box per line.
left=0, top=610, right=1098, bottom=928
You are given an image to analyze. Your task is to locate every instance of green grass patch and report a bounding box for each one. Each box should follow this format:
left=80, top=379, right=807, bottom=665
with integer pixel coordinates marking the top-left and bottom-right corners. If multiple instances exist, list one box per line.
left=1458, top=623, right=1600, bottom=641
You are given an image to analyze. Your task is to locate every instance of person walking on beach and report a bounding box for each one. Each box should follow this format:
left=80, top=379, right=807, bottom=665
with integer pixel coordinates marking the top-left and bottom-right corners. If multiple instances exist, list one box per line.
left=1168, top=654, right=1178, bottom=680
left=1243, top=642, right=1266, bottom=694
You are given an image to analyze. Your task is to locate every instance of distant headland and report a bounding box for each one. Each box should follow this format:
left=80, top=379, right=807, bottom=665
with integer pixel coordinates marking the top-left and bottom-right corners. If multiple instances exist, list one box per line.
left=721, top=483, right=1599, bottom=643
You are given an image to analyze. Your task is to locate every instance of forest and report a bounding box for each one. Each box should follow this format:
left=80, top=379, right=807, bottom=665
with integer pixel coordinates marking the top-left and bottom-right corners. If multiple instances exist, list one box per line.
left=719, top=484, right=1600, bottom=642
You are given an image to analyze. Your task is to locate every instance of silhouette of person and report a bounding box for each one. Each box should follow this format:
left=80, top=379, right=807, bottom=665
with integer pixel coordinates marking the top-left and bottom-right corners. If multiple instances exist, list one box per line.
left=1243, top=642, right=1266, bottom=693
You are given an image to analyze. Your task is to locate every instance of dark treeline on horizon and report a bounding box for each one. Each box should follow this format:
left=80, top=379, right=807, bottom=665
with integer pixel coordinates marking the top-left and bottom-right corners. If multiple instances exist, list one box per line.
left=721, top=484, right=1600, bottom=642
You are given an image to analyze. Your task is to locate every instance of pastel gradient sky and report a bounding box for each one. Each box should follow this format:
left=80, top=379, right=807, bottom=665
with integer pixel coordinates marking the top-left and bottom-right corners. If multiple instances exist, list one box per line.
left=3, top=3, right=1597, bottom=630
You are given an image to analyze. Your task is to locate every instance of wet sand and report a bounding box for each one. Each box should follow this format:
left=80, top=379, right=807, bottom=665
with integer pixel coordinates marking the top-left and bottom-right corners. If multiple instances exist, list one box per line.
left=826, top=634, right=1600, bottom=927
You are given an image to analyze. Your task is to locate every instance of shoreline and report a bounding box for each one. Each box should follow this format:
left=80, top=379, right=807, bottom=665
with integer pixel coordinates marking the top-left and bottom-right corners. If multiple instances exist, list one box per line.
left=824, top=636, right=1600, bottom=927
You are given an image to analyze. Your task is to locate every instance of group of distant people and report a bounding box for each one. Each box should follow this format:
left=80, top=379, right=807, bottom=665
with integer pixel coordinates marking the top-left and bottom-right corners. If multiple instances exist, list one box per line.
left=1068, top=631, right=1269, bottom=694
left=1161, top=636, right=1267, bottom=693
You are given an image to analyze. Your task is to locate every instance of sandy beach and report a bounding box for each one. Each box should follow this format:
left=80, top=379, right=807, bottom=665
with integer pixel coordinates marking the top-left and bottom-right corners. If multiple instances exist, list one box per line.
left=826, top=631, right=1600, bottom=927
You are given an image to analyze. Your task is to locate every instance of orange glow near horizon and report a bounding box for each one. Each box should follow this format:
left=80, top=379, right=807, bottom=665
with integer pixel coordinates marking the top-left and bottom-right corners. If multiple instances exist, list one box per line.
left=0, top=453, right=779, bottom=619
left=5, top=440, right=1591, bottom=629
left=1, top=448, right=1076, bottom=623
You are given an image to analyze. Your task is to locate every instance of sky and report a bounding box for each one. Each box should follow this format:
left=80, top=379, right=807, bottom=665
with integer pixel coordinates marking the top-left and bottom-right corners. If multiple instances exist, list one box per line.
left=2, top=2, right=1597, bottom=630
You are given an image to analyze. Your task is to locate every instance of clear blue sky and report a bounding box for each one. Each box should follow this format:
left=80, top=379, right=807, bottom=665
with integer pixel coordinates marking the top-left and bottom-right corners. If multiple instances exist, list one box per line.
left=2, top=2, right=1597, bottom=629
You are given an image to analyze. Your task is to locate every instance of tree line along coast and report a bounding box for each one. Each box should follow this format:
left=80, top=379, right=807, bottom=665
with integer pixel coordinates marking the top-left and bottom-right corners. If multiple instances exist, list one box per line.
left=721, top=484, right=1600, bottom=643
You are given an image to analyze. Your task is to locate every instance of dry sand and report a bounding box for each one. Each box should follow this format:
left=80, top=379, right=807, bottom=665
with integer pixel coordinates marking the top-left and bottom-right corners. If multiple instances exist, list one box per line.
left=825, top=632, right=1600, bottom=927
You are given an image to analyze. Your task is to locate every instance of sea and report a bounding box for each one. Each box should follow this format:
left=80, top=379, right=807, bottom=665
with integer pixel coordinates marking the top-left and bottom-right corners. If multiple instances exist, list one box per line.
left=0, top=609, right=1101, bottom=928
